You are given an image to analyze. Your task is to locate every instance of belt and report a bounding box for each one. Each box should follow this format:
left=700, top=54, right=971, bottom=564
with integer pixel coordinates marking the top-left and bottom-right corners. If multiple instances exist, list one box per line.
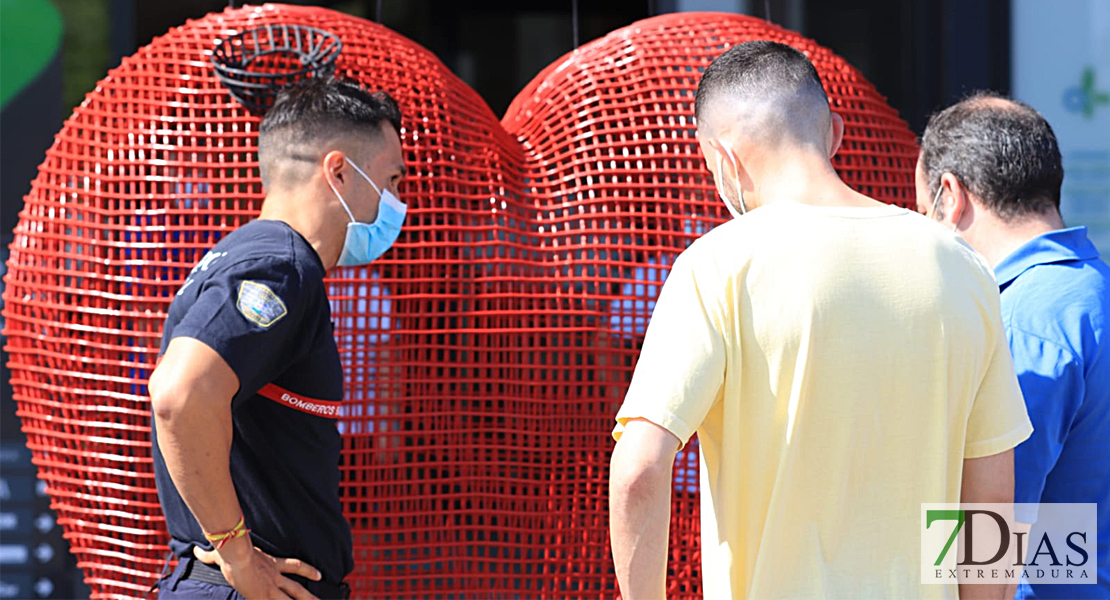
left=179, top=557, right=351, bottom=599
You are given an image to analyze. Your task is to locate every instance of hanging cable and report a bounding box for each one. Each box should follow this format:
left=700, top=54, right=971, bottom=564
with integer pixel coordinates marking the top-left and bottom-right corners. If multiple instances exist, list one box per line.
left=764, top=0, right=773, bottom=22
left=376, top=0, right=383, bottom=23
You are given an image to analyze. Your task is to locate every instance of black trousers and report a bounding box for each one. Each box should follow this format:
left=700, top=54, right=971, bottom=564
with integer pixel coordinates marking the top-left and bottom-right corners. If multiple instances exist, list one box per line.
left=157, top=558, right=244, bottom=600
left=157, top=556, right=350, bottom=599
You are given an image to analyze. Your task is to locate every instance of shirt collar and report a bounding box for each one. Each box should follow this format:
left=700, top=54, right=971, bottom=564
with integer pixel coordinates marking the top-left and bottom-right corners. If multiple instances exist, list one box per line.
left=994, top=226, right=1100, bottom=287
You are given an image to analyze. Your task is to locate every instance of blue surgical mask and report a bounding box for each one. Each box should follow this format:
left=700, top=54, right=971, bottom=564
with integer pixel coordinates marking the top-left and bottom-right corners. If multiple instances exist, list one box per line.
left=715, top=146, right=747, bottom=218
left=327, top=158, right=407, bottom=267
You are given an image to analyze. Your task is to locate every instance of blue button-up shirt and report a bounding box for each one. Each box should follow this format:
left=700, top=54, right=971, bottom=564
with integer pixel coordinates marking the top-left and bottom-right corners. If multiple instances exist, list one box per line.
left=1000, top=227, right=1110, bottom=599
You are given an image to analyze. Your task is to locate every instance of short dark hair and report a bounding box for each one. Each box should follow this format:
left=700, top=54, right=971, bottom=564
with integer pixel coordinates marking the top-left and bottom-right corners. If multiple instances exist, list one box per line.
left=258, top=77, right=402, bottom=187
left=695, top=40, right=829, bottom=138
left=920, top=92, right=1063, bottom=222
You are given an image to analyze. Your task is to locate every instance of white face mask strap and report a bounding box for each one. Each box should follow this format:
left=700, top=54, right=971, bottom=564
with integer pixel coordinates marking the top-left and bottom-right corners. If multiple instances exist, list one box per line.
left=718, top=146, right=746, bottom=215
left=931, top=184, right=958, bottom=232
left=344, top=158, right=383, bottom=196
left=716, top=151, right=726, bottom=192
left=327, top=176, right=357, bottom=224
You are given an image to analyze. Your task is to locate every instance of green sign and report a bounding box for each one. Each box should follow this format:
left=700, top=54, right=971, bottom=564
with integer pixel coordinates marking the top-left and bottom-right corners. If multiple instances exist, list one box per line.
left=0, top=0, right=63, bottom=109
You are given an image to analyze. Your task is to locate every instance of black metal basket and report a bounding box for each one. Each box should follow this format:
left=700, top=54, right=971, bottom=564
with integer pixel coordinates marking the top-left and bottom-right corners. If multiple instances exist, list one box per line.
left=212, top=23, right=342, bottom=113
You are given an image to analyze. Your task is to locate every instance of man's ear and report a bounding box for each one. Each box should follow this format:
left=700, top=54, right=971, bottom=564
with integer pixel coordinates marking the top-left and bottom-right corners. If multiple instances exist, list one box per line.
left=322, top=150, right=347, bottom=187
left=705, top=137, right=738, bottom=180
left=695, top=131, right=712, bottom=173
left=828, top=112, right=845, bottom=158
left=939, top=172, right=972, bottom=230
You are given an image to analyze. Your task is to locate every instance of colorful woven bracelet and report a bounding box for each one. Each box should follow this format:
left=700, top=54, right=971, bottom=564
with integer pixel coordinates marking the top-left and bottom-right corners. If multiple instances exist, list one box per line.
left=204, top=516, right=250, bottom=550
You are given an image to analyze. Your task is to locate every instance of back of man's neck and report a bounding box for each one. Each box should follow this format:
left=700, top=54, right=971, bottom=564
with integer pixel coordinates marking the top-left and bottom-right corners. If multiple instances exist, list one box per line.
left=974, top=210, right=1067, bottom=267
left=258, top=194, right=337, bottom=270
left=750, top=155, right=880, bottom=210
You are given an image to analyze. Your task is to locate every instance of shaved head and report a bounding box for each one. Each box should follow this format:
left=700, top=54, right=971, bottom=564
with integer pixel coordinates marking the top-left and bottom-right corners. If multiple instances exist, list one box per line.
left=695, top=41, right=831, bottom=150
left=259, top=77, right=402, bottom=191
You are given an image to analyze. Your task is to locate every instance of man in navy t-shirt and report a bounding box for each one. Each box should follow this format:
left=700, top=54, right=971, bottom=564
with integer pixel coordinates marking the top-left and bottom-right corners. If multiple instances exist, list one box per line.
left=149, top=77, right=408, bottom=600
left=918, top=93, right=1110, bottom=599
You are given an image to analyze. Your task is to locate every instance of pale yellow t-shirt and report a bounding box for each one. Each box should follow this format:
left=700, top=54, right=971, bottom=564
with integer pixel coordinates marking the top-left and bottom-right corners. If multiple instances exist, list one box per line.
left=613, top=202, right=1032, bottom=600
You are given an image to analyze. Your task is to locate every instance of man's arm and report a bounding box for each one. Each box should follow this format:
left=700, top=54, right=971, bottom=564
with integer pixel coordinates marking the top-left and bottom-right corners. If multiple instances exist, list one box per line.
left=958, top=449, right=1017, bottom=600
left=149, top=337, right=320, bottom=600
left=610, top=418, right=681, bottom=600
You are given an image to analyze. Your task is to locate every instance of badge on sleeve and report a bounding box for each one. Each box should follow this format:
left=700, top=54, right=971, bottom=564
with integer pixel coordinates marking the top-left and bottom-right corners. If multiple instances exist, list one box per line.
left=236, top=280, right=287, bottom=328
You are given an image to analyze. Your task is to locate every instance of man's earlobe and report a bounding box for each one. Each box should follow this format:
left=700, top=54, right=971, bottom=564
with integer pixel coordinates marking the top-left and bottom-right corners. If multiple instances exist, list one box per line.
left=939, top=172, right=969, bottom=230
left=323, top=150, right=346, bottom=185
left=829, top=112, right=845, bottom=158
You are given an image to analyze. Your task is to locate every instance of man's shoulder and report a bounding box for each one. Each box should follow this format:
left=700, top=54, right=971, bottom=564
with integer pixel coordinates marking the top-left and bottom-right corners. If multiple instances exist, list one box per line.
left=685, top=205, right=791, bottom=255
left=216, top=220, right=295, bottom=260
left=1007, top=253, right=1110, bottom=303
left=1003, top=255, right=1110, bottom=351
left=212, top=221, right=323, bottom=281
left=911, top=222, right=999, bottom=287
left=686, top=203, right=993, bottom=274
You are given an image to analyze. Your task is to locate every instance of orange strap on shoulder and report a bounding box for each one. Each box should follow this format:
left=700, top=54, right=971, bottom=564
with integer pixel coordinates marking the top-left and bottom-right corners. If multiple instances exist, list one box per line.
left=256, top=384, right=343, bottom=419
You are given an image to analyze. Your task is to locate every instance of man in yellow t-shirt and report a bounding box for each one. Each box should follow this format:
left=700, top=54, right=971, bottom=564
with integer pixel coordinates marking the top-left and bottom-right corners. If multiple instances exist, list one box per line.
left=608, top=41, right=1033, bottom=600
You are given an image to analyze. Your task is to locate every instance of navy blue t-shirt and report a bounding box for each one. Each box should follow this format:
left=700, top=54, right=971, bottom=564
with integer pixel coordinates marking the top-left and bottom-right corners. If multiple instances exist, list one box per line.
left=151, top=219, right=351, bottom=584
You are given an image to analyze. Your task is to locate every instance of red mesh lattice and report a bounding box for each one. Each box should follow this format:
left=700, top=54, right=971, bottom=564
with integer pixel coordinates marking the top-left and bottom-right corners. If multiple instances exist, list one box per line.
left=2, top=5, right=918, bottom=598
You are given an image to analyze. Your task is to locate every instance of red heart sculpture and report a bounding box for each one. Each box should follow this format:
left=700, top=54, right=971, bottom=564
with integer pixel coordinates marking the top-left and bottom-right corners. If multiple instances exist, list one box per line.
left=1, top=4, right=918, bottom=598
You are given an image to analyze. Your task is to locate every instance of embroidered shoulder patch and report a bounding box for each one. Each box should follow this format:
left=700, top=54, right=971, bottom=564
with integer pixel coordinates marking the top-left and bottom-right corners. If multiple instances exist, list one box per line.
left=236, top=280, right=287, bottom=328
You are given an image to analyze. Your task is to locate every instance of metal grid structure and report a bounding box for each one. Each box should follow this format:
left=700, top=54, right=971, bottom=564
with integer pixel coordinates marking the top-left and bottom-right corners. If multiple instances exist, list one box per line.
left=1, top=4, right=918, bottom=598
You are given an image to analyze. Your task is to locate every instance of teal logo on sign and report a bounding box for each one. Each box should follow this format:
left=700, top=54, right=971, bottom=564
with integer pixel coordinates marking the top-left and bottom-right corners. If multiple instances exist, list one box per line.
left=1064, top=67, right=1109, bottom=119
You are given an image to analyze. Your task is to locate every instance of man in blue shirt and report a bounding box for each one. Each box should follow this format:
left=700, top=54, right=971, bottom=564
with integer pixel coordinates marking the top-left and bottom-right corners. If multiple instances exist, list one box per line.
left=917, top=93, right=1110, bottom=599
left=149, top=78, right=408, bottom=599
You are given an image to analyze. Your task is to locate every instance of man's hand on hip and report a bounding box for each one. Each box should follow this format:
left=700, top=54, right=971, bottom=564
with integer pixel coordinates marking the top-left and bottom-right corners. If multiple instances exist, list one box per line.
left=193, top=536, right=322, bottom=600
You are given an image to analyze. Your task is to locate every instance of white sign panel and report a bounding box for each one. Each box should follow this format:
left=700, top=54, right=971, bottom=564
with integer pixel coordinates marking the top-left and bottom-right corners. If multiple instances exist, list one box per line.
left=1013, top=0, right=1110, bottom=254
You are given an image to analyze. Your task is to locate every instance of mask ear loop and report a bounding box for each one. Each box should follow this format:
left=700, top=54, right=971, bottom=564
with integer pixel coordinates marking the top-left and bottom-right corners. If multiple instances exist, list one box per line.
left=931, top=184, right=958, bottom=231
left=717, top=146, right=747, bottom=215
left=344, top=158, right=383, bottom=196
left=343, top=157, right=410, bottom=229
left=931, top=184, right=944, bottom=218
left=326, top=163, right=358, bottom=224
left=715, top=151, right=726, bottom=197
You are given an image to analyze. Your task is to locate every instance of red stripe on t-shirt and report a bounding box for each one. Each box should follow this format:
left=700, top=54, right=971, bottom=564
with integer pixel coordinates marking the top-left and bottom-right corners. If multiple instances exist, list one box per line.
left=256, top=383, right=342, bottom=419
